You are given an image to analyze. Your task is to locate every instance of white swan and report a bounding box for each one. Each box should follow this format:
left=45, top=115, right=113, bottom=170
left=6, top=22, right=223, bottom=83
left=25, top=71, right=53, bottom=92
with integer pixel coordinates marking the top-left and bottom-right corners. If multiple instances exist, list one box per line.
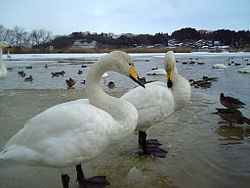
left=0, top=42, right=8, bottom=79
left=238, top=65, right=250, bottom=74
left=7, top=48, right=11, bottom=59
left=212, top=58, right=229, bottom=69
left=146, top=68, right=166, bottom=75
left=0, top=51, right=145, bottom=188
left=121, top=51, right=191, bottom=157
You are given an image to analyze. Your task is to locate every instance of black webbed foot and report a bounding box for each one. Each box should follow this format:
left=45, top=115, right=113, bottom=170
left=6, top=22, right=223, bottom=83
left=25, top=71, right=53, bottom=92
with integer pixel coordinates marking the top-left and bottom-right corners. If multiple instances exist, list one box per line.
left=76, top=164, right=109, bottom=188
left=84, top=176, right=110, bottom=188
left=142, top=145, right=168, bottom=158
left=138, top=131, right=167, bottom=158
left=145, top=138, right=162, bottom=146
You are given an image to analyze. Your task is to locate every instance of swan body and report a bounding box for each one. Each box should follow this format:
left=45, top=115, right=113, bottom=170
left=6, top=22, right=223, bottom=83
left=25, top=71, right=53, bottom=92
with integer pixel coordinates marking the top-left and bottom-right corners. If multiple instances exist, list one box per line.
left=122, top=81, right=174, bottom=131
left=146, top=68, right=166, bottom=75
left=0, top=51, right=144, bottom=187
left=121, top=51, right=191, bottom=157
left=213, top=59, right=228, bottom=69
left=238, top=66, right=250, bottom=74
left=0, top=42, right=8, bottom=79
left=122, top=51, right=191, bottom=131
left=7, top=48, right=11, bottom=59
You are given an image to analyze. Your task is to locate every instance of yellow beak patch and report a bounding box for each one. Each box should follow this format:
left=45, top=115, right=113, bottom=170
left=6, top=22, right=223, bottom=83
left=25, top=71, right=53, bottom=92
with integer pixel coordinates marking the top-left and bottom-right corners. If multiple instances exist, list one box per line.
left=130, top=65, right=138, bottom=80
left=167, top=71, right=173, bottom=81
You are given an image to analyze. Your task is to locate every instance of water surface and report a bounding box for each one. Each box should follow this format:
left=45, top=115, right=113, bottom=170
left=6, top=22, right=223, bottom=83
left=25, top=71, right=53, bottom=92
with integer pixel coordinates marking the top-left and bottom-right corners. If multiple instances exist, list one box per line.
left=0, top=52, right=249, bottom=188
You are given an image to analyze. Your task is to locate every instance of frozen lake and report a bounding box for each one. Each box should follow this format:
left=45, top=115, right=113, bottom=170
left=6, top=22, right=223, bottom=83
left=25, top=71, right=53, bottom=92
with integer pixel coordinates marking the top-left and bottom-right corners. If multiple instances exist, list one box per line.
left=0, top=52, right=250, bottom=188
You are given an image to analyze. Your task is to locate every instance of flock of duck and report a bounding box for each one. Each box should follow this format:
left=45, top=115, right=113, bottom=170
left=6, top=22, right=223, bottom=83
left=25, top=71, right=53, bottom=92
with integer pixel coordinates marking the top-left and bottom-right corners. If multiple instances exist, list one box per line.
left=0, top=41, right=249, bottom=188
left=213, top=93, right=249, bottom=125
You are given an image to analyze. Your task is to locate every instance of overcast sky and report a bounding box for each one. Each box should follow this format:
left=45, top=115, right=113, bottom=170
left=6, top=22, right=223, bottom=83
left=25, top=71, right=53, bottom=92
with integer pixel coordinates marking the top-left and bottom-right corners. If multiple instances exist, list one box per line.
left=0, top=0, right=249, bottom=35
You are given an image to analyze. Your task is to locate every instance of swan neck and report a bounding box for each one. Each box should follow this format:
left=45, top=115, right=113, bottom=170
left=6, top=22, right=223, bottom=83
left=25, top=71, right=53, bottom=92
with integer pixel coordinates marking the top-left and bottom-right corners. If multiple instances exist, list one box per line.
left=0, top=47, right=3, bottom=65
left=172, top=67, right=179, bottom=78
left=0, top=47, right=6, bottom=70
left=85, top=57, right=133, bottom=121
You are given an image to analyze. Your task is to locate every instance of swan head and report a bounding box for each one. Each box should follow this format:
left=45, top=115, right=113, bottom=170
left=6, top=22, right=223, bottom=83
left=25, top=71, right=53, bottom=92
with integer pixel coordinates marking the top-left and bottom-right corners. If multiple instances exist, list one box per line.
left=108, top=51, right=145, bottom=88
left=164, top=51, right=176, bottom=88
left=0, top=42, right=9, bottom=48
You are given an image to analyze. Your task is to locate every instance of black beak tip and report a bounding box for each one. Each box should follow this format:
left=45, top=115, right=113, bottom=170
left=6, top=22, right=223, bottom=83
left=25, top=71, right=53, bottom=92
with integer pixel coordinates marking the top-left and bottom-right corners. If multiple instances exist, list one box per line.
left=167, top=80, right=173, bottom=88
left=130, top=75, right=145, bottom=88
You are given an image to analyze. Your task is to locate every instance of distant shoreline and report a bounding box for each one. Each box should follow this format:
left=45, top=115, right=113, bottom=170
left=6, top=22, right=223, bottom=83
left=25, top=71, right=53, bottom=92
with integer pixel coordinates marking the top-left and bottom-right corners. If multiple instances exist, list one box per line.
left=4, top=47, right=250, bottom=54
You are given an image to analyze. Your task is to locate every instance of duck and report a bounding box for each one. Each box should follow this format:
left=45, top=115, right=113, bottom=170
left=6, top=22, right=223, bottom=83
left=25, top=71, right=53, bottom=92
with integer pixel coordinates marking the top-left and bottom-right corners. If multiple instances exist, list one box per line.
left=81, top=64, right=87, bottom=68
left=198, top=62, right=205, bottom=65
left=202, top=76, right=218, bottom=81
left=107, top=81, right=115, bottom=89
left=24, top=75, right=33, bottom=82
left=81, top=80, right=86, bottom=84
left=212, top=58, right=229, bottom=69
left=51, top=71, right=65, bottom=77
left=0, top=51, right=145, bottom=188
left=26, top=65, right=32, bottom=69
left=220, top=93, right=245, bottom=109
left=146, top=67, right=166, bottom=75
left=78, top=69, right=83, bottom=74
left=18, top=70, right=26, bottom=77
left=0, top=42, right=8, bottom=79
left=45, top=64, right=48, bottom=68
left=121, top=51, right=191, bottom=158
left=213, top=108, right=249, bottom=125
left=65, top=77, right=76, bottom=88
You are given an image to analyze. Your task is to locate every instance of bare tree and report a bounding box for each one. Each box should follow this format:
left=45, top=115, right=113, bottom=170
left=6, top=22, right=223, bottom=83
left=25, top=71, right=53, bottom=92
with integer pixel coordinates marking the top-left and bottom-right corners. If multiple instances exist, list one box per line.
left=0, top=25, right=7, bottom=42
left=30, top=29, right=52, bottom=47
left=4, top=29, right=16, bottom=46
left=13, top=26, right=26, bottom=46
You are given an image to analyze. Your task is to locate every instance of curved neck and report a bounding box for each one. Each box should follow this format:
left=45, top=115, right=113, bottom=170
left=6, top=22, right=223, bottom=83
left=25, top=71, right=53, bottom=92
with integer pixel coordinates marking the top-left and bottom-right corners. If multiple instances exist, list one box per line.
left=85, top=56, right=135, bottom=122
left=0, top=47, right=7, bottom=72
left=172, top=67, right=179, bottom=80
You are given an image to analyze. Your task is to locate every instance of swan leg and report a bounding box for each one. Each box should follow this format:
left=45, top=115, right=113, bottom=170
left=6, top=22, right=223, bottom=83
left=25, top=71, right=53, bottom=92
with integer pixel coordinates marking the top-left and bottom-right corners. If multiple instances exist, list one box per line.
left=76, top=164, right=110, bottom=188
left=61, top=174, right=70, bottom=188
left=138, top=131, right=167, bottom=158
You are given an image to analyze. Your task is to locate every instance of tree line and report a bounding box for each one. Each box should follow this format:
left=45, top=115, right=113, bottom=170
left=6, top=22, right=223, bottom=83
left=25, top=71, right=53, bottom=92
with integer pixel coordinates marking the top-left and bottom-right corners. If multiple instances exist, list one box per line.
left=1, top=25, right=249, bottom=49
left=0, top=25, right=52, bottom=48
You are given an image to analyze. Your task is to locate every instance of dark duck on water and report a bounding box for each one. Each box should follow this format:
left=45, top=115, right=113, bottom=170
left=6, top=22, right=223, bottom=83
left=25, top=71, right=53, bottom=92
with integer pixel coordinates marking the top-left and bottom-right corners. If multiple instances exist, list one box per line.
left=220, top=93, right=245, bottom=109
left=213, top=108, right=250, bottom=125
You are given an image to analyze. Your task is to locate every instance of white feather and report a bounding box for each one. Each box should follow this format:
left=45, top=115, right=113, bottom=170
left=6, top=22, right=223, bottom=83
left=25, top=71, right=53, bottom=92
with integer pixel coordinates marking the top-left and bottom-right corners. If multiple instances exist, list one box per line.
left=0, top=51, right=139, bottom=171
left=122, top=51, right=191, bottom=131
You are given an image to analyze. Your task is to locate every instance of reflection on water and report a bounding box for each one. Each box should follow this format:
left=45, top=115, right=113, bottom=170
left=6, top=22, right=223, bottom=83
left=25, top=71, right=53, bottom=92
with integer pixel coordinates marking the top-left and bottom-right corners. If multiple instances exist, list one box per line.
left=217, top=125, right=250, bottom=141
left=0, top=53, right=250, bottom=188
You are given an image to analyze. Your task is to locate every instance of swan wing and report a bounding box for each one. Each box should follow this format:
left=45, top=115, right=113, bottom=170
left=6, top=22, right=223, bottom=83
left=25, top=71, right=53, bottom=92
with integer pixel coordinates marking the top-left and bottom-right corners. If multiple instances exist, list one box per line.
left=121, top=82, right=175, bottom=129
left=1, top=99, right=116, bottom=167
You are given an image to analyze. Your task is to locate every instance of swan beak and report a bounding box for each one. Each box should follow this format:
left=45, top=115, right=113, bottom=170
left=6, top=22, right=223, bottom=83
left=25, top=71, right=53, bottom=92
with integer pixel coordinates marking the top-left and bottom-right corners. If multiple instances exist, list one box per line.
left=2, top=43, right=9, bottom=48
left=130, top=65, right=145, bottom=88
left=167, top=71, right=173, bottom=88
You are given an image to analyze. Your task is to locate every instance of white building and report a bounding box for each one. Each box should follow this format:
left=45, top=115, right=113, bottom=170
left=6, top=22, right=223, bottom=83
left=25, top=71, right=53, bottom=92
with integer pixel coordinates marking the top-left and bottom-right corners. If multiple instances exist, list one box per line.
left=72, top=40, right=97, bottom=49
